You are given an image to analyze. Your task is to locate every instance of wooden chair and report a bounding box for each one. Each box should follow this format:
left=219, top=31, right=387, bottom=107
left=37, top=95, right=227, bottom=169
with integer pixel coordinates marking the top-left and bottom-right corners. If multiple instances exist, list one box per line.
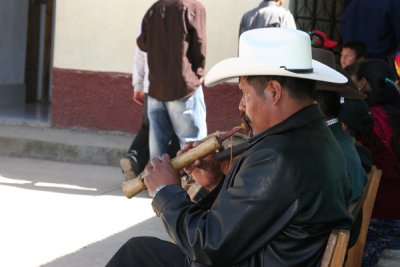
left=320, top=229, right=350, bottom=267
left=344, top=166, right=382, bottom=267
left=320, top=166, right=382, bottom=267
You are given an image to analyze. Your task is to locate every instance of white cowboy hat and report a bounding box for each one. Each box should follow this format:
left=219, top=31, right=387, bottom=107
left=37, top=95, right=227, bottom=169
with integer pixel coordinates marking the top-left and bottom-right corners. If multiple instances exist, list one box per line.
left=204, top=28, right=347, bottom=87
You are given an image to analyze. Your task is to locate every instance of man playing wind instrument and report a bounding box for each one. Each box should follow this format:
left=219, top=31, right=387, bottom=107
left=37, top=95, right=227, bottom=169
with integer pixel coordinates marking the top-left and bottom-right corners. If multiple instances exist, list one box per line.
left=107, top=28, right=353, bottom=267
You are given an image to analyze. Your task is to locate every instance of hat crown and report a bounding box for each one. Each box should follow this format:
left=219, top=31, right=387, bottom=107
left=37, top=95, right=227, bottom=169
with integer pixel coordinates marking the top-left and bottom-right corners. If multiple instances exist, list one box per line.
left=311, top=48, right=336, bottom=68
left=239, top=28, right=313, bottom=71
left=204, top=28, right=348, bottom=87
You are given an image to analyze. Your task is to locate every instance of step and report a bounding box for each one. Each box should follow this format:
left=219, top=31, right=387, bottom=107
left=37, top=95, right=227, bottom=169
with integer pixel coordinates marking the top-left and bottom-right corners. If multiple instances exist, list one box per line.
left=0, top=122, right=134, bottom=167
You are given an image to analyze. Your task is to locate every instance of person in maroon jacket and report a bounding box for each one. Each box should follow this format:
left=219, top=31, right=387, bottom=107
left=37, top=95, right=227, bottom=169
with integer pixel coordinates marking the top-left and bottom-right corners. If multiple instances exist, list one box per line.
left=136, top=0, right=208, bottom=163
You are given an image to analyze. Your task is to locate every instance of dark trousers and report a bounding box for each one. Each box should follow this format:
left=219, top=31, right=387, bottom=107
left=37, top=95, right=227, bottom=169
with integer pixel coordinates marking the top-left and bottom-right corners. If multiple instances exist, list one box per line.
left=127, top=94, right=180, bottom=173
left=106, top=236, right=187, bottom=267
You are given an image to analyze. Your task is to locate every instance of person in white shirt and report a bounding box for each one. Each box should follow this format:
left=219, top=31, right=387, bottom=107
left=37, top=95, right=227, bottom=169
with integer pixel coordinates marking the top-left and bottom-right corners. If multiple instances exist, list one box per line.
left=239, top=0, right=296, bottom=36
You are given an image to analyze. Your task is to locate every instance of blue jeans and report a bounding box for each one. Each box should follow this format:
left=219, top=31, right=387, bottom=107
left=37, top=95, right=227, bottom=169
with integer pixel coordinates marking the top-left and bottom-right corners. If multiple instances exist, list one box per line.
left=147, top=86, right=207, bottom=159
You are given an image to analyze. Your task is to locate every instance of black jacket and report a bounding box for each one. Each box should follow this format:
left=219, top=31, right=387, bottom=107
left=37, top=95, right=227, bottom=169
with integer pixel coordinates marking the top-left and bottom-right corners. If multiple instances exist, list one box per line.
left=153, top=104, right=353, bottom=266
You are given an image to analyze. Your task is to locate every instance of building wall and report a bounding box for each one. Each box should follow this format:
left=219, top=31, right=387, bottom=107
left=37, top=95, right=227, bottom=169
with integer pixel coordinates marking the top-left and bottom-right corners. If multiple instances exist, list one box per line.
left=51, top=0, right=290, bottom=133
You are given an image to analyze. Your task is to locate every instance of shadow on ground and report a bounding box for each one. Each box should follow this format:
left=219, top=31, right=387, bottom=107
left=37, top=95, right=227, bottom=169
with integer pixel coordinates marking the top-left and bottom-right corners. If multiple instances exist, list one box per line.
left=42, top=216, right=170, bottom=267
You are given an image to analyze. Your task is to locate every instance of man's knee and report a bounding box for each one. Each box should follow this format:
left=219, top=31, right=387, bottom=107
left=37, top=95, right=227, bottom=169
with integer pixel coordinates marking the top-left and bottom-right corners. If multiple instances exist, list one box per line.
left=124, top=236, right=158, bottom=251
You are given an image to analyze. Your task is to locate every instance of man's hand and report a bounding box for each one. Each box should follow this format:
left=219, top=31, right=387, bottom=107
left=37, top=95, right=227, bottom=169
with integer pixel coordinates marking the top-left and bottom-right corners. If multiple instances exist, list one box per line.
left=180, top=141, right=224, bottom=191
left=132, top=91, right=145, bottom=106
left=143, top=154, right=180, bottom=197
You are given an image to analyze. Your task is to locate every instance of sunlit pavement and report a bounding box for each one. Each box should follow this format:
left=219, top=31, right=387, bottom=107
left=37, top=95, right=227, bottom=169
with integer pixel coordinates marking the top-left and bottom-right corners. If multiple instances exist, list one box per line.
left=0, top=156, right=169, bottom=267
left=3, top=156, right=400, bottom=267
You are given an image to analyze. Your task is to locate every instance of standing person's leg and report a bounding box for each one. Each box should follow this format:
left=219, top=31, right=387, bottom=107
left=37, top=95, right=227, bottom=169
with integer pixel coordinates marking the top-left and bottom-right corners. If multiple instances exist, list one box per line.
left=167, top=86, right=207, bottom=146
left=106, top=236, right=187, bottom=267
left=167, top=133, right=181, bottom=159
left=148, top=95, right=176, bottom=159
left=120, top=94, right=150, bottom=180
left=126, top=94, right=150, bottom=172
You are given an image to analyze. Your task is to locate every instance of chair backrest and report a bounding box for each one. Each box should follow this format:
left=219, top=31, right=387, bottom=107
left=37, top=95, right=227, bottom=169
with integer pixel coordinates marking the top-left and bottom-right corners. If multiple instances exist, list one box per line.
left=344, top=166, right=382, bottom=267
left=320, top=166, right=382, bottom=267
left=320, top=229, right=350, bottom=267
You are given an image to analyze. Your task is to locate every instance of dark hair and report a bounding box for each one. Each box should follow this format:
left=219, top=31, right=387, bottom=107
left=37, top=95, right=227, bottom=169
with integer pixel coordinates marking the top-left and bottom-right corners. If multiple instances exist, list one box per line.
left=339, top=99, right=373, bottom=136
left=343, top=61, right=359, bottom=76
left=343, top=40, right=368, bottom=59
left=356, top=59, right=399, bottom=106
left=314, top=90, right=341, bottom=118
left=355, top=58, right=400, bottom=159
left=243, top=76, right=316, bottom=101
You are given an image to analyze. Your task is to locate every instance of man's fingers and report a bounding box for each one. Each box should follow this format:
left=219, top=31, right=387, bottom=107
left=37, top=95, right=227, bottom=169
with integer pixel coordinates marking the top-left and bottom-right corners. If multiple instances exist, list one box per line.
left=150, top=157, right=162, bottom=170
left=144, top=164, right=153, bottom=175
left=161, top=154, right=171, bottom=161
left=193, top=159, right=202, bottom=167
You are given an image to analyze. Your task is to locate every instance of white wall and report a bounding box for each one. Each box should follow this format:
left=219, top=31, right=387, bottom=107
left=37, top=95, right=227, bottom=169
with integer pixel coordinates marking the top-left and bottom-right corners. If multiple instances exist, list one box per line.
left=53, top=0, right=291, bottom=74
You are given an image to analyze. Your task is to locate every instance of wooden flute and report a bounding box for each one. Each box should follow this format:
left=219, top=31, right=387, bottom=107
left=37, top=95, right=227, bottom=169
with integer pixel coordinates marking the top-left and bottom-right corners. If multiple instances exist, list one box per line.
left=121, top=125, right=247, bottom=199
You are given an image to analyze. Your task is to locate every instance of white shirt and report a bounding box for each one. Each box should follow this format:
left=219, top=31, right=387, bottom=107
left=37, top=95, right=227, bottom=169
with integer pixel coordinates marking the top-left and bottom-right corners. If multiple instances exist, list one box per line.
left=239, top=1, right=297, bottom=36
left=132, top=27, right=149, bottom=93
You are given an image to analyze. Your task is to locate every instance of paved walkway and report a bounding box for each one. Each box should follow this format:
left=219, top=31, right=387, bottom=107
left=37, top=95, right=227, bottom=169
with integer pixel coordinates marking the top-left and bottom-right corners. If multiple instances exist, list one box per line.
left=0, top=156, right=169, bottom=267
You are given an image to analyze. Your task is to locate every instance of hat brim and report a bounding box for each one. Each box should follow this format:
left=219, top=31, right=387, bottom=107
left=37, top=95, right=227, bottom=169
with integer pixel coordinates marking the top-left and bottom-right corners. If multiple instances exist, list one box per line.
left=324, top=40, right=338, bottom=49
left=316, top=82, right=367, bottom=100
left=204, top=57, right=347, bottom=87
left=315, top=63, right=367, bottom=100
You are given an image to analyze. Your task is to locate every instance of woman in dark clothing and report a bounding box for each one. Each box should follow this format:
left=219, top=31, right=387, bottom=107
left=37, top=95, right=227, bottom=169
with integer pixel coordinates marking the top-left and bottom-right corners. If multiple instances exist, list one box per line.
left=339, top=99, right=373, bottom=173
left=351, top=58, right=400, bottom=266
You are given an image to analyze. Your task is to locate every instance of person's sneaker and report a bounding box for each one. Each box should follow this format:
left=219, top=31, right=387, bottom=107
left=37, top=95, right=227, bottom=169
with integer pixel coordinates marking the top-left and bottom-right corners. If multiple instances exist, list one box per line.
left=119, top=157, right=136, bottom=181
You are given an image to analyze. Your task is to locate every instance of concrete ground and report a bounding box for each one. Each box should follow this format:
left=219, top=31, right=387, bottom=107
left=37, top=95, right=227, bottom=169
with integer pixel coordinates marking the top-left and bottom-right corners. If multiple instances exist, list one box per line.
left=0, top=156, right=169, bottom=267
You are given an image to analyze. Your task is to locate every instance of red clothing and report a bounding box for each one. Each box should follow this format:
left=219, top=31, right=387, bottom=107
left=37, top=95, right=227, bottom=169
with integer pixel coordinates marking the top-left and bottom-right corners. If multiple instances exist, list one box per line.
left=358, top=106, right=400, bottom=219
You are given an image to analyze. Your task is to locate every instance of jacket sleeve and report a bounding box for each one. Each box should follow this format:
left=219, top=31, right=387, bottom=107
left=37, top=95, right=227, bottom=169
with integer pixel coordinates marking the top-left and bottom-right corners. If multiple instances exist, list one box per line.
left=152, top=148, right=298, bottom=266
left=136, top=10, right=150, bottom=52
left=186, top=4, right=206, bottom=78
left=132, top=47, right=146, bottom=92
left=281, top=11, right=297, bottom=29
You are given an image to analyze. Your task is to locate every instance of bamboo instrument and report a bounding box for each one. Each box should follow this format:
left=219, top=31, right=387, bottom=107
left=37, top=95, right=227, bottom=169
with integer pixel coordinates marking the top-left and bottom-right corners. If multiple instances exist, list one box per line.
left=122, top=125, right=246, bottom=199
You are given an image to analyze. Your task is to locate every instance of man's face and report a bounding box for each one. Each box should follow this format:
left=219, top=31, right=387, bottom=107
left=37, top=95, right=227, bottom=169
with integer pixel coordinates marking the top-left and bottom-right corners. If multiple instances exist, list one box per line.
left=340, top=48, right=357, bottom=69
left=238, top=78, right=272, bottom=135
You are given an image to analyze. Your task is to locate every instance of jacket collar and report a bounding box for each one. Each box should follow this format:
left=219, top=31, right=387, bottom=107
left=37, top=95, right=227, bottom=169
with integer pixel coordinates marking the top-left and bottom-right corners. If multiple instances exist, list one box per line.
left=248, top=104, right=325, bottom=145
left=327, top=119, right=342, bottom=132
left=261, top=1, right=279, bottom=8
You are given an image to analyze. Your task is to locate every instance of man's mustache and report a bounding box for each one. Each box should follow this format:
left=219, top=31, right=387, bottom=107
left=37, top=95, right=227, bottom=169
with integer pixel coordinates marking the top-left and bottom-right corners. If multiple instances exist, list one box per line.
left=240, top=111, right=253, bottom=137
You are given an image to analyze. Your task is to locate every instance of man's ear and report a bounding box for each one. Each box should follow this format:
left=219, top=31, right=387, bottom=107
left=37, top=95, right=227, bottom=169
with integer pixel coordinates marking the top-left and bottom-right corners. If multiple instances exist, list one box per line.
left=266, top=80, right=282, bottom=105
left=359, top=77, right=369, bottom=91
